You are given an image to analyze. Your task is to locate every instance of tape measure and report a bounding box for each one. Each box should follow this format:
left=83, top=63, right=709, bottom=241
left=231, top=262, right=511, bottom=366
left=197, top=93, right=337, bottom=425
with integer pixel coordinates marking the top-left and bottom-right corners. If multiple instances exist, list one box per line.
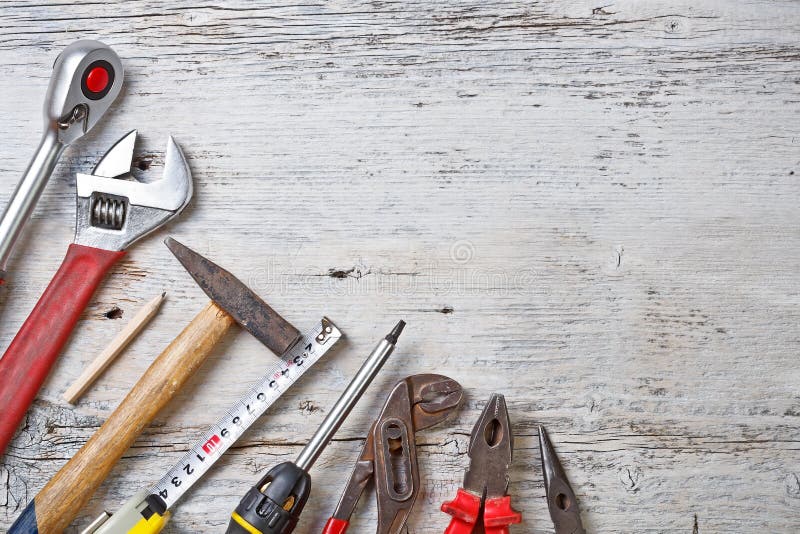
left=85, top=317, right=342, bottom=534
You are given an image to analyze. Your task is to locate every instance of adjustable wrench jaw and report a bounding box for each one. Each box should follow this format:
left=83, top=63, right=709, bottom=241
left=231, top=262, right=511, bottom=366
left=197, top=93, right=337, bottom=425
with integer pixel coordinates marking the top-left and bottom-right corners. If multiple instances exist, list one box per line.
left=74, top=131, right=193, bottom=251
left=46, top=40, right=123, bottom=145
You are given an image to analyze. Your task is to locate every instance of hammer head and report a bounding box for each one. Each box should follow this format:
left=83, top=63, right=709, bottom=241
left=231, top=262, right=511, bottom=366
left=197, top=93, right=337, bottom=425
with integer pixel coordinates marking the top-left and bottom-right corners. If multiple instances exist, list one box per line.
left=165, top=237, right=301, bottom=355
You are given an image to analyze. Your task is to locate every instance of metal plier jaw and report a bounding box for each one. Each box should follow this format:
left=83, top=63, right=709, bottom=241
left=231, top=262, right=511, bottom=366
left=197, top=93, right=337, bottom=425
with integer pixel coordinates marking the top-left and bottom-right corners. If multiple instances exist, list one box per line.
left=539, top=426, right=586, bottom=534
left=323, top=374, right=463, bottom=534
left=75, top=130, right=193, bottom=251
left=441, top=394, right=522, bottom=534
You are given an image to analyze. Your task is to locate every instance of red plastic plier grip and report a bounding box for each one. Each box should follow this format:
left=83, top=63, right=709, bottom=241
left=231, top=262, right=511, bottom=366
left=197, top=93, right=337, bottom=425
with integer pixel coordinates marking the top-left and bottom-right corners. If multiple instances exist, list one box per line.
left=442, top=488, right=521, bottom=534
left=321, top=517, right=349, bottom=534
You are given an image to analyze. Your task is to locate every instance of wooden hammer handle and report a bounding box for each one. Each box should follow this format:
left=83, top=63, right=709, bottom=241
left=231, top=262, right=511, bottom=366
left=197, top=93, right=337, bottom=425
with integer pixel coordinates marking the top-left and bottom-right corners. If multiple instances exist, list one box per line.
left=14, top=301, right=235, bottom=534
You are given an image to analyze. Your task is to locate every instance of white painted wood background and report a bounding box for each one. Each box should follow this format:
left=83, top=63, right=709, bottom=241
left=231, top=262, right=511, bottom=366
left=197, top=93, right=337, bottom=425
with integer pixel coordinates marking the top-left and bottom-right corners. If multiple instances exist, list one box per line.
left=1, top=1, right=799, bottom=532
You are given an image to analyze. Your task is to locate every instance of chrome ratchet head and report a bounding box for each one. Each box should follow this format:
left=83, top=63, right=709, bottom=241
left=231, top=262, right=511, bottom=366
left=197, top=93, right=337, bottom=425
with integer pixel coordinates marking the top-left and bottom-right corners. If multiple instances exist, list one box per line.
left=74, top=131, right=193, bottom=251
left=45, top=40, right=124, bottom=145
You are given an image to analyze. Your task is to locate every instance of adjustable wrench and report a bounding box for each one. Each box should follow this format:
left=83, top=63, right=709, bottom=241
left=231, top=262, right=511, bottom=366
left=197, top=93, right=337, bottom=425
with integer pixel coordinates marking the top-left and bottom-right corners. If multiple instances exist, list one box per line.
left=0, top=40, right=124, bottom=283
left=0, top=130, right=192, bottom=457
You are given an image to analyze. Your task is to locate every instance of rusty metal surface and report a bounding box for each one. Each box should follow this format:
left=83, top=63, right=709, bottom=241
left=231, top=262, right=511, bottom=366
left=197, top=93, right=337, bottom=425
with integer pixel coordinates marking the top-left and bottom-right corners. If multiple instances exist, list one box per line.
left=462, top=393, right=514, bottom=500
left=330, top=374, right=463, bottom=533
left=164, top=237, right=300, bottom=355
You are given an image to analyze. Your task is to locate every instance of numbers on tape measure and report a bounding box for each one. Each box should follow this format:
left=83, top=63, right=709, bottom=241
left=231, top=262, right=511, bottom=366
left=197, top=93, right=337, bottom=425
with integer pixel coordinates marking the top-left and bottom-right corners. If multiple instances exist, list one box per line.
left=202, top=435, right=221, bottom=454
left=147, top=320, right=341, bottom=511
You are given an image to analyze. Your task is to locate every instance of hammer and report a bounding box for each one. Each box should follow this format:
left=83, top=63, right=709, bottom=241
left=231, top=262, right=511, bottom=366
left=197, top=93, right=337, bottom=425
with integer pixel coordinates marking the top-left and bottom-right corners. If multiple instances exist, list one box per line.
left=8, top=238, right=301, bottom=534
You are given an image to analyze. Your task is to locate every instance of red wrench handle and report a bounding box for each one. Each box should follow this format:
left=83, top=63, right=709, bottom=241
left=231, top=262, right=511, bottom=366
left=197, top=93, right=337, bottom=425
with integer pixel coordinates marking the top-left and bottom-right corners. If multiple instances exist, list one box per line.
left=0, top=243, right=124, bottom=457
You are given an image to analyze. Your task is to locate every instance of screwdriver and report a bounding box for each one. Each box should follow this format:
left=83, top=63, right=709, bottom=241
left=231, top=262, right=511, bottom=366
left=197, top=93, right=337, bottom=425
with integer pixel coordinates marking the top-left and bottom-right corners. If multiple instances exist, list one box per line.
left=226, top=320, right=406, bottom=534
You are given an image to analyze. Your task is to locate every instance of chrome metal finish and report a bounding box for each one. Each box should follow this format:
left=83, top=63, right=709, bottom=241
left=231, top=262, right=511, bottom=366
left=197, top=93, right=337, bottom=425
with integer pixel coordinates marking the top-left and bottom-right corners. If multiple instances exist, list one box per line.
left=73, top=132, right=193, bottom=251
left=46, top=40, right=124, bottom=145
left=56, top=103, right=88, bottom=130
left=0, top=40, right=123, bottom=276
left=80, top=509, right=112, bottom=534
left=92, top=128, right=137, bottom=177
left=91, top=195, right=126, bottom=229
left=0, top=131, right=63, bottom=277
left=295, top=336, right=396, bottom=471
left=76, top=136, right=192, bottom=211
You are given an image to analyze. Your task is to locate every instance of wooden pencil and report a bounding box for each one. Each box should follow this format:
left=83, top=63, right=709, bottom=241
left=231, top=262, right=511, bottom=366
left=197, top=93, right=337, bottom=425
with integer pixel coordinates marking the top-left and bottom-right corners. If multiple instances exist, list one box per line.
left=62, top=291, right=166, bottom=404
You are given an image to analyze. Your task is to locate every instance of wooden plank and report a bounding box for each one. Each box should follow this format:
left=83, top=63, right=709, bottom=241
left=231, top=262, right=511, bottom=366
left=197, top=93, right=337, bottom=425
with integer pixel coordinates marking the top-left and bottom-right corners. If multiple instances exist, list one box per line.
left=0, top=0, right=798, bottom=532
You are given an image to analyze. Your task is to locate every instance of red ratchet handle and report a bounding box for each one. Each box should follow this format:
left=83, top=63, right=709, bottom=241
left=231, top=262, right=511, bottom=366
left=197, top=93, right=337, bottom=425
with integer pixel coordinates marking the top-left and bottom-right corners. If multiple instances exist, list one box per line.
left=321, top=518, right=350, bottom=534
left=0, top=243, right=125, bottom=457
left=442, top=488, right=481, bottom=534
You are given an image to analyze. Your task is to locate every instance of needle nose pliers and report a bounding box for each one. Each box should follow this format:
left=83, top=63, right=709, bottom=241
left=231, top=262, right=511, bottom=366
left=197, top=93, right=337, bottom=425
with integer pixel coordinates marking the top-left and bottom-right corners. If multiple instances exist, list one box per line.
left=540, top=425, right=586, bottom=534
left=440, top=397, right=586, bottom=533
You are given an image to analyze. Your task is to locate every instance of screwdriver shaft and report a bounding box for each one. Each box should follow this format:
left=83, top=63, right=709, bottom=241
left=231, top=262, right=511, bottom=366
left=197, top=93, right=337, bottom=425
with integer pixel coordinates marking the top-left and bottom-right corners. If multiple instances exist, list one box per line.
left=294, top=320, right=405, bottom=471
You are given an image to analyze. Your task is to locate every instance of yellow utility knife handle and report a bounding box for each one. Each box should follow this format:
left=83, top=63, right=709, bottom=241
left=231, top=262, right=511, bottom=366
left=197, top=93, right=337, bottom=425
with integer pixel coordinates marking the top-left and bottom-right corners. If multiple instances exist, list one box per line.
left=81, top=491, right=171, bottom=534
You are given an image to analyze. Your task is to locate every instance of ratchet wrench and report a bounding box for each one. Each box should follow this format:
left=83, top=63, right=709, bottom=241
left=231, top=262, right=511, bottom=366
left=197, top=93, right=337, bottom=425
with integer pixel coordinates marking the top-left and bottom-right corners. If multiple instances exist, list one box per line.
left=0, top=40, right=123, bottom=283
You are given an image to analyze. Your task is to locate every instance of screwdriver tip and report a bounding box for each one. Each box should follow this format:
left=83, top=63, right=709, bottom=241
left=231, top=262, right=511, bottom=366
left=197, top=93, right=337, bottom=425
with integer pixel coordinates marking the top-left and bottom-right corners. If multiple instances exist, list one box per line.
left=385, top=320, right=406, bottom=344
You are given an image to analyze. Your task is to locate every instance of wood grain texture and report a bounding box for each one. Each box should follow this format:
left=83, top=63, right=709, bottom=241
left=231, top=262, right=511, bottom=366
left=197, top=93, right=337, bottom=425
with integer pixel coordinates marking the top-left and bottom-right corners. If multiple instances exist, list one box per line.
left=63, top=291, right=166, bottom=404
left=33, top=301, right=234, bottom=533
left=0, top=1, right=798, bottom=532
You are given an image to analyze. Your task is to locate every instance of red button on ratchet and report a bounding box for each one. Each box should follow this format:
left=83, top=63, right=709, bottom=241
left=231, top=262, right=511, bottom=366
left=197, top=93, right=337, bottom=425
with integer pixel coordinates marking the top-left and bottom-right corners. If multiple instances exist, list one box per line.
left=81, top=60, right=115, bottom=99
left=85, top=66, right=109, bottom=93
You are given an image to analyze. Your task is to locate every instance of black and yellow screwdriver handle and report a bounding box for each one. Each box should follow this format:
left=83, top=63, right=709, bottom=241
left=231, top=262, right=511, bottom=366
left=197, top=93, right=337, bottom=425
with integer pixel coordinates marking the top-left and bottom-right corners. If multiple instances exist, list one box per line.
left=227, top=321, right=406, bottom=534
left=227, top=462, right=312, bottom=534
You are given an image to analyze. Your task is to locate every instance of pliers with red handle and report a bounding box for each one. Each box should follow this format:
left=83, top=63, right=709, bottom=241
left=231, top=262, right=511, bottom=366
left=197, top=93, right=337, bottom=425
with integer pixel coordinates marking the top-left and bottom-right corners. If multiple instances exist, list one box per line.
left=441, top=393, right=522, bottom=534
